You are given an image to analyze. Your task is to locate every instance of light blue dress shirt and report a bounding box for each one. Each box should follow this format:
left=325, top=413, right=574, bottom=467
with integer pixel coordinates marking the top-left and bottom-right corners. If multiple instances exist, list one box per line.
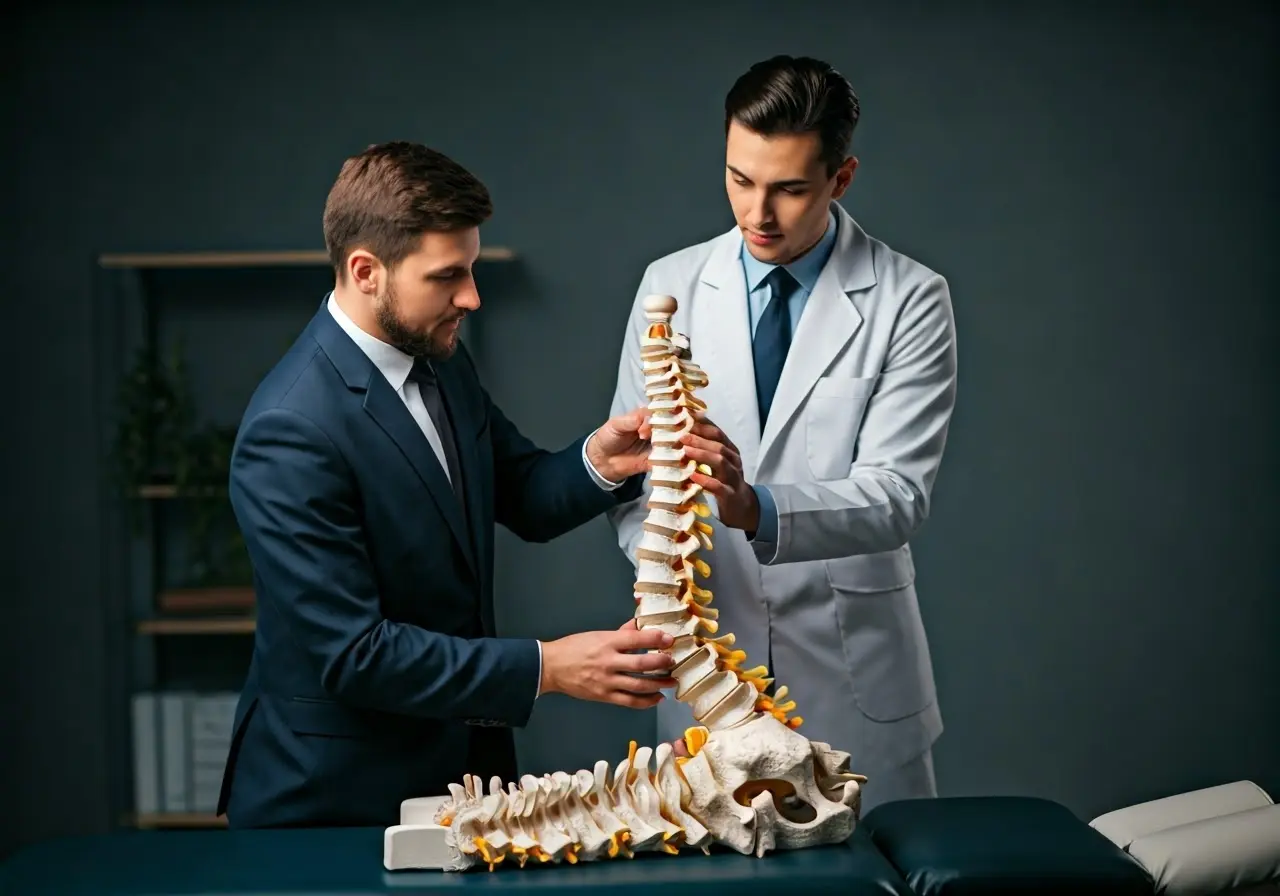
left=741, top=209, right=838, bottom=556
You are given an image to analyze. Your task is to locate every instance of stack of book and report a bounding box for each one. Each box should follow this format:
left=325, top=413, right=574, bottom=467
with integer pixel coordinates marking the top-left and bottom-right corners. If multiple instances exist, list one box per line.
left=131, top=690, right=240, bottom=818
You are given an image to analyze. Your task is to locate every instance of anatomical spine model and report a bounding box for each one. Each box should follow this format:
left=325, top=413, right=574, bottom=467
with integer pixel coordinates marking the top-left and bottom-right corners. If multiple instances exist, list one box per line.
left=382, top=295, right=866, bottom=873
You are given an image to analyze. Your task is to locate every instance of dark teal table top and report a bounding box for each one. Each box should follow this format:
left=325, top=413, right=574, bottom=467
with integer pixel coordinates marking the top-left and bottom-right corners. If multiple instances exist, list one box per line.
left=0, top=825, right=911, bottom=895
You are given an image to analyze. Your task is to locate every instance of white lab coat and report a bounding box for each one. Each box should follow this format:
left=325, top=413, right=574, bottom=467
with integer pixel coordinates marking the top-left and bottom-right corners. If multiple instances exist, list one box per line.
left=606, top=202, right=957, bottom=778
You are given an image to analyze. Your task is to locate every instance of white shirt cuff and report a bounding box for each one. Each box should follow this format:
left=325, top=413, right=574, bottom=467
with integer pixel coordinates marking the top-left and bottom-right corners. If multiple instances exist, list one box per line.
left=582, top=428, right=625, bottom=491
left=535, top=639, right=544, bottom=699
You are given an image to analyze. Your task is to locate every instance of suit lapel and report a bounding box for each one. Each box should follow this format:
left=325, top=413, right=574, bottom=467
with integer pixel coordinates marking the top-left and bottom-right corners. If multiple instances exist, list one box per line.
left=362, top=376, right=478, bottom=579
left=758, top=205, right=876, bottom=465
left=307, top=298, right=480, bottom=578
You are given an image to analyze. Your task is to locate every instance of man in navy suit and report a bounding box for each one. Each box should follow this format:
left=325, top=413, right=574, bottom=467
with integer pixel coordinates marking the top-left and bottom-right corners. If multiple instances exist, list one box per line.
left=217, top=141, right=685, bottom=828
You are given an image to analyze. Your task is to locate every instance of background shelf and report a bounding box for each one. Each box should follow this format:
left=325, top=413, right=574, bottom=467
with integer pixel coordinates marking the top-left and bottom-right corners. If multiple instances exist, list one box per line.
left=135, top=484, right=225, bottom=499
left=98, top=242, right=516, bottom=833
left=156, top=586, right=254, bottom=613
left=137, top=617, right=256, bottom=636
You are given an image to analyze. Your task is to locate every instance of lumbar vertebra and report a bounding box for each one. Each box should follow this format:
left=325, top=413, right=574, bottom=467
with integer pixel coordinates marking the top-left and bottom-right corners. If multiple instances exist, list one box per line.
left=383, top=295, right=866, bottom=872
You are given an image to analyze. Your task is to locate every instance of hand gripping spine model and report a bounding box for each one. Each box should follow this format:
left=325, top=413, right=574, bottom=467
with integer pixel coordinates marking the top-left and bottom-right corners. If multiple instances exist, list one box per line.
left=382, top=295, right=867, bottom=873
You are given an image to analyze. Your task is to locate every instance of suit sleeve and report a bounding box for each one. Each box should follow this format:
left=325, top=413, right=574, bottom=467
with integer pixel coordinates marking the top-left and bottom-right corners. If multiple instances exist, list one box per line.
left=755, top=273, right=958, bottom=564
left=229, top=406, right=541, bottom=725
left=453, top=346, right=643, bottom=542
left=604, top=263, right=658, bottom=568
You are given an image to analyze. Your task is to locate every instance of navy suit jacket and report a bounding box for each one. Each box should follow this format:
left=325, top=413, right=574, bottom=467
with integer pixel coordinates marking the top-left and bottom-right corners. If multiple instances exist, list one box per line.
left=217, top=301, right=643, bottom=828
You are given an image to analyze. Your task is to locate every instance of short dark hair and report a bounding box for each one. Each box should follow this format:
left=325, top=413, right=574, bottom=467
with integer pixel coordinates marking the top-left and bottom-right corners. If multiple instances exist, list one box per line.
left=724, top=55, right=860, bottom=175
left=323, top=141, right=493, bottom=279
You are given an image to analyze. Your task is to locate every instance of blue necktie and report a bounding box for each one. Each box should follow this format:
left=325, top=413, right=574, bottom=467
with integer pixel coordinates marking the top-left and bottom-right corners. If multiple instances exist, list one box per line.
left=753, top=266, right=799, bottom=430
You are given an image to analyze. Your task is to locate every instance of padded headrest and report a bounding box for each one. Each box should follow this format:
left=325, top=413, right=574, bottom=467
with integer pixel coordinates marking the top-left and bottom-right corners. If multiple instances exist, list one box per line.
left=1091, top=781, right=1279, bottom=896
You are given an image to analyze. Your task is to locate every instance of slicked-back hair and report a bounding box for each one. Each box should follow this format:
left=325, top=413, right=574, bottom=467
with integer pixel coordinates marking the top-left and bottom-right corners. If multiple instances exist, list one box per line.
left=724, top=55, right=860, bottom=175
left=323, top=141, right=493, bottom=279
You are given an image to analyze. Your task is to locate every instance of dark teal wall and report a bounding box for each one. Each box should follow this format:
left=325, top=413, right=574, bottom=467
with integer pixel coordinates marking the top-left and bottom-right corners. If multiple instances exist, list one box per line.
left=3, top=0, right=1276, bottom=859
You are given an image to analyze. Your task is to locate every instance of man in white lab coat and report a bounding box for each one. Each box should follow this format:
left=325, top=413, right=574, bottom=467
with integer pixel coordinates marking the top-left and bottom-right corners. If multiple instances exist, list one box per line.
left=606, top=55, right=958, bottom=812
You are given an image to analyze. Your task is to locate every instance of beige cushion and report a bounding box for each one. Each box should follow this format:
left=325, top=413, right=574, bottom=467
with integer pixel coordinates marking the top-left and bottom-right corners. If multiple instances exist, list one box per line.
left=1090, top=780, right=1273, bottom=850
left=1127, top=803, right=1280, bottom=895
left=1090, top=782, right=1279, bottom=895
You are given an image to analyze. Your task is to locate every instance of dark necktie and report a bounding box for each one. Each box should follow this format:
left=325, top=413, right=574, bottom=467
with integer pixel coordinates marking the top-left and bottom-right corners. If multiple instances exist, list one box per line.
left=408, top=358, right=465, bottom=506
left=753, top=266, right=799, bottom=430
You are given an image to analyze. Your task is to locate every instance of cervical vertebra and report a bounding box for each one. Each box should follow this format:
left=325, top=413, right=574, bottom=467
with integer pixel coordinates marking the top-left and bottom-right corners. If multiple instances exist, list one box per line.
left=383, top=295, right=866, bottom=873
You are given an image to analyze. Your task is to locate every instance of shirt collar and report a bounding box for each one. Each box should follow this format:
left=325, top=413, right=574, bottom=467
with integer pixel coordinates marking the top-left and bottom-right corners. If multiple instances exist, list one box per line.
left=741, top=207, right=839, bottom=293
left=326, top=292, right=416, bottom=391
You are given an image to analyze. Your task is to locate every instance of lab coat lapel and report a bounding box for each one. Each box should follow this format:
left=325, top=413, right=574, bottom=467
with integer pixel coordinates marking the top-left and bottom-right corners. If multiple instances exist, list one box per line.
left=692, top=231, right=763, bottom=474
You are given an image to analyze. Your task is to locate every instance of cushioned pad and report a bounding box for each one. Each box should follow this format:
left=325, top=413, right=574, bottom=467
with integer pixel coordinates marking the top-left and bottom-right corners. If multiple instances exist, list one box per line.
left=1126, top=803, right=1280, bottom=896
left=1091, top=781, right=1274, bottom=850
left=861, top=796, right=1155, bottom=896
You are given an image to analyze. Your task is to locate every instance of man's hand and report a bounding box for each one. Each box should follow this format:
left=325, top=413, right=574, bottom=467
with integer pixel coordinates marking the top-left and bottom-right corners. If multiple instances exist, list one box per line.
left=679, top=418, right=760, bottom=535
left=586, top=406, right=651, bottom=483
left=540, top=619, right=676, bottom=708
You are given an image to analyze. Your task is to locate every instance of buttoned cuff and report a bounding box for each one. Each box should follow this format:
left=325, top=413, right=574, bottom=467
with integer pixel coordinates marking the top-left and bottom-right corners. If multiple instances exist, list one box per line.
left=747, top=484, right=779, bottom=563
left=582, top=428, right=625, bottom=491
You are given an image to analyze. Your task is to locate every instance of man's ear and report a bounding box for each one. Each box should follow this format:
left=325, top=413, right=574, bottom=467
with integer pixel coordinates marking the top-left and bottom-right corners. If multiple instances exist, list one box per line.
left=831, top=156, right=858, bottom=199
left=346, top=249, right=383, bottom=295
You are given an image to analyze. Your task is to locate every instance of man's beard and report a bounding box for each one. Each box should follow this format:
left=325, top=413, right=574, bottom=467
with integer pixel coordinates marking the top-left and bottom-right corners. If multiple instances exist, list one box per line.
left=373, top=282, right=459, bottom=360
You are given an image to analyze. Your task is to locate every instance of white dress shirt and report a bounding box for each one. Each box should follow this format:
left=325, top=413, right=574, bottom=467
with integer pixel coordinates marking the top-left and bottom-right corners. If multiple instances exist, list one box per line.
left=326, top=294, right=624, bottom=701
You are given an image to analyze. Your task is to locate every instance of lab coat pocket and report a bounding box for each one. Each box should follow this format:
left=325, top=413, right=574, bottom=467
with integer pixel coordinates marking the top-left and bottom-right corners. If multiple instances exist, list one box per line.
left=805, top=375, right=876, bottom=479
left=823, top=547, right=915, bottom=593
left=829, top=582, right=937, bottom=723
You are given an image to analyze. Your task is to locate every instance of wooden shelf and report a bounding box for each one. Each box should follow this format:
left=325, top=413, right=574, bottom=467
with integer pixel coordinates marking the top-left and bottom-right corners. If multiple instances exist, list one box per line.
left=134, top=483, right=225, bottom=499
left=98, top=247, right=516, bottom=268
left=130, top=812, right=227, bottom=829
left=137, top=617, right=256, bottom=636
left=158, top=586, right=254, bottom=613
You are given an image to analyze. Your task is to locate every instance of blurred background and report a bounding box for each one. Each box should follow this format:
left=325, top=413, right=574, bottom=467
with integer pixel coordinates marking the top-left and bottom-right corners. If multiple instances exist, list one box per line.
left=2, top=0, right=1276, bottom=862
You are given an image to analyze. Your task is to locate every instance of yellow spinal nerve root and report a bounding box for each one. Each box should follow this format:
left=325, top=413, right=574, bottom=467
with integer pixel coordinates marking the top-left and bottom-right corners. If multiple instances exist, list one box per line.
left=631, top=294, right=802, bottom=736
